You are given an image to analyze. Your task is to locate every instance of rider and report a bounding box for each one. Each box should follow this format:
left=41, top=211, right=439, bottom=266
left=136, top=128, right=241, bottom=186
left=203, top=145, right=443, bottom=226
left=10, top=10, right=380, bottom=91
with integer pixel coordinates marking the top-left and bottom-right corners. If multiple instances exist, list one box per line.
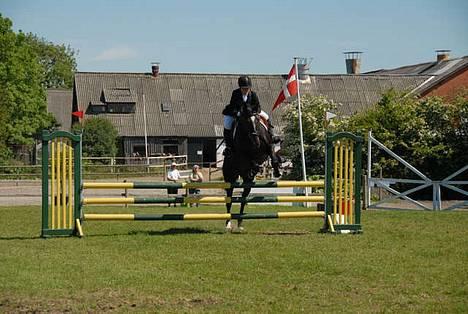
left=222, top=75, right=281, bottom=177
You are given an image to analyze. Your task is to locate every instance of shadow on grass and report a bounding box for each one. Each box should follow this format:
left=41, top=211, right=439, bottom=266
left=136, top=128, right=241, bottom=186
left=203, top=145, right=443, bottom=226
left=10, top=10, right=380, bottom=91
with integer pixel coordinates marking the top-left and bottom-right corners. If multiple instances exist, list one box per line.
left=0, top=235, right=42, bottom=240
left=130, top=227, right=213, bottom=236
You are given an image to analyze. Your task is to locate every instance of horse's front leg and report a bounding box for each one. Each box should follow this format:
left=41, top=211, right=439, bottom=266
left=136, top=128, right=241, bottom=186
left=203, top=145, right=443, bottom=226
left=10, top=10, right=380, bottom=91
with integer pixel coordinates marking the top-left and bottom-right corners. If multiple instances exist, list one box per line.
left=238, top=187, right=251, bottom=231
left=225, top=187, right=234, bottom=232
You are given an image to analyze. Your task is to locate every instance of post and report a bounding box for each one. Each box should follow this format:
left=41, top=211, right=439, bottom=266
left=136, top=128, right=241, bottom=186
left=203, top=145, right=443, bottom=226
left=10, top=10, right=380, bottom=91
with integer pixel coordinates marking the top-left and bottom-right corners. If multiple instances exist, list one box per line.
left=294, top=57, right=307, bottom=184
left=143, top=94, right=149, bottom=168
left=41, top=131, right=49, bottom=237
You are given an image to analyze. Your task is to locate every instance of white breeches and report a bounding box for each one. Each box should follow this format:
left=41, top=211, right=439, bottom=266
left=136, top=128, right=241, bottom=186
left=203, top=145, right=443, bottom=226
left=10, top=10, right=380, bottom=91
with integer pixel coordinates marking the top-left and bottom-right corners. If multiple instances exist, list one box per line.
left=224, top=111, right=269, bottom=130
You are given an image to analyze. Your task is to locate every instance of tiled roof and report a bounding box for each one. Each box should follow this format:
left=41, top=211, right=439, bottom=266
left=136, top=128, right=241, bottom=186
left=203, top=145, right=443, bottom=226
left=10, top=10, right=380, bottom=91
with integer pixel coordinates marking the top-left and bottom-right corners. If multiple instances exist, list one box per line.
left=365, top=56, right=468, bottom=95
left=366, top=56, right=468, bottom=75
left=74, top=72, right=430, bottom=137
left=47, top=88, right=73, bottom=131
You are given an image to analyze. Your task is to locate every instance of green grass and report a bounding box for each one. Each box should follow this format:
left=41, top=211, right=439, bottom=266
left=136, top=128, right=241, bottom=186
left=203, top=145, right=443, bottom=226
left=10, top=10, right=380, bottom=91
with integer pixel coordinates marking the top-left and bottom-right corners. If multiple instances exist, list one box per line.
left=1, top=205, right=467, bottom=313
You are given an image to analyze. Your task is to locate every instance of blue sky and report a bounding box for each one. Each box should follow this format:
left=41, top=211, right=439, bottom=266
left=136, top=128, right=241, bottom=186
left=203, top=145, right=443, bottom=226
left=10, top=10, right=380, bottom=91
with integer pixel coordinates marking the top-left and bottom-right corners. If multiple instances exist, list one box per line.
left=1, top=0, right=467, bottom=74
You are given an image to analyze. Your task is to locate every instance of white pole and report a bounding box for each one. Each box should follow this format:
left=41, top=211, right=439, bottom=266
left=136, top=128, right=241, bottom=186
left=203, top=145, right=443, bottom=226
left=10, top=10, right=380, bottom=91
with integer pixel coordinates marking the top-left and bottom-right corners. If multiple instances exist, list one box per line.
left=295, top=58, right=308, bottom=183
left=294, top=57, right=309, bottom=201
left=142, top=94, right=149, bottom=165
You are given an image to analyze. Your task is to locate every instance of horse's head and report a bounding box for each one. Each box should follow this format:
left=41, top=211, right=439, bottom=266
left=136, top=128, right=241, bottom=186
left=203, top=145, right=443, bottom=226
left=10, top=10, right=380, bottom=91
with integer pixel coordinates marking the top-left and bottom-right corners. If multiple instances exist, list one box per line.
left=236, top=111, right=261, bottom=149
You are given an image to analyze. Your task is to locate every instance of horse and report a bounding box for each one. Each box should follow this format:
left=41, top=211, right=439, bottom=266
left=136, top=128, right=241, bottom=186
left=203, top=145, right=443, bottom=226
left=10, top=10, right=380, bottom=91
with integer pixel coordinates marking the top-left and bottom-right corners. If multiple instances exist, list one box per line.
left=222, top=110, right=280, bottom=231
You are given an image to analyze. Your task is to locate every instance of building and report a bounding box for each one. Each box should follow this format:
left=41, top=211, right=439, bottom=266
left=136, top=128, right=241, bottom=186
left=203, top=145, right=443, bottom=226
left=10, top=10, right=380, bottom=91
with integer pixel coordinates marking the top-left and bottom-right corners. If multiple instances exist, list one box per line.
left=71, top=66, right=429, bottom=163
left=46, top=88, right=73, bottom=131
left=43, top=52, right=466, bottom=162
left=366, top=51, right=468, bottom=98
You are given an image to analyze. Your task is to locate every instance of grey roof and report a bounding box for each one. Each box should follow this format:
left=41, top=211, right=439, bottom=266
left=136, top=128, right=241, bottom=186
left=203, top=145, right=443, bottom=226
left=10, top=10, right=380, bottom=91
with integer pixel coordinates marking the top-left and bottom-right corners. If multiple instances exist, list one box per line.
left=74, top=72, right=430, bottom=138
left=47, top=88, right=73, bottom=131
left=366, top=56, right=468, bottom=75
left=365, top=56, right=468, bottom=95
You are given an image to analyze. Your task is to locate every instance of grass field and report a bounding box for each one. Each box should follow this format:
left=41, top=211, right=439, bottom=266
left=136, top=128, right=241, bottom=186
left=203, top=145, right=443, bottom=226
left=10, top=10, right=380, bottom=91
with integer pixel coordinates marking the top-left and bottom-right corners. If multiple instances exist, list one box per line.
left=0, top=205, right=467, bottom=313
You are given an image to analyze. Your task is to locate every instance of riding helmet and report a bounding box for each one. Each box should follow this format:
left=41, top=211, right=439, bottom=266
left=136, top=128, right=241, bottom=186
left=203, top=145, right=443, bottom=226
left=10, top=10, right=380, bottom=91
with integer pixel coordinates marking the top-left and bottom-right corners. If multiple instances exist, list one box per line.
left=238, top=76, right=252, bottom=88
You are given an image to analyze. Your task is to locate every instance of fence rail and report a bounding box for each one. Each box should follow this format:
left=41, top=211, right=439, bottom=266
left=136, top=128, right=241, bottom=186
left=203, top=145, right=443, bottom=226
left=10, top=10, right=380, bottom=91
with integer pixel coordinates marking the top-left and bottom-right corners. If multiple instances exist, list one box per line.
left=0, top=155, right=188, bottom=180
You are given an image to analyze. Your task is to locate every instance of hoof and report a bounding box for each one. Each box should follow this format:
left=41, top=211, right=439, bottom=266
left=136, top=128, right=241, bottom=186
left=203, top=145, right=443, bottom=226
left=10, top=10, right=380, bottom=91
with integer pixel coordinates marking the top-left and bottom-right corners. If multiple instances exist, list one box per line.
left=273, top=169, right=281, bottom=178
left=225, top=221, right=232, bottom=232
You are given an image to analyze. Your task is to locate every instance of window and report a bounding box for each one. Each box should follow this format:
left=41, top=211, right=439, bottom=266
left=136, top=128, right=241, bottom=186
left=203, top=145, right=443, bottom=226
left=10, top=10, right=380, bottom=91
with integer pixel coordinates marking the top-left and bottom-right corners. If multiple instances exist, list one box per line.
left=88, top=102, right=107, bottom=114
left=161, top=103, right=172, bottom=112
left=107, top=103, right=135, bottom=114
left=163, top=145, right=178, bottom=155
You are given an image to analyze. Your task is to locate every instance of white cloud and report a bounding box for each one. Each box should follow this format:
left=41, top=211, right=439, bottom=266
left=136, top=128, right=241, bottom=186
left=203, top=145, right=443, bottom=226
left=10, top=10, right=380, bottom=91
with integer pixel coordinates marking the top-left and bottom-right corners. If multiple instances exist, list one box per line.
left=93, top=46, right=138, bottom=61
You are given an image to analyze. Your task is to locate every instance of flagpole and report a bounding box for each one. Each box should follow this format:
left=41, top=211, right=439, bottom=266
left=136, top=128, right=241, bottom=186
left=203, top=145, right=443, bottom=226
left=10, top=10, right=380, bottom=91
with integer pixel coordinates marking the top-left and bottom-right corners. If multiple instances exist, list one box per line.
left=142, top=94, right=149, bottom=165
left=294, top=57, right=308, bottom=185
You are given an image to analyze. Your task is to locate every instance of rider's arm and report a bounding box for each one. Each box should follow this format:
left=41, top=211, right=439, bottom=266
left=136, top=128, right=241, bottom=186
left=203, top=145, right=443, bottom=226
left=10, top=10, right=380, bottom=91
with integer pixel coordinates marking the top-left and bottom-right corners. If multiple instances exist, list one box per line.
left=251, top=92, right=261, bottom=113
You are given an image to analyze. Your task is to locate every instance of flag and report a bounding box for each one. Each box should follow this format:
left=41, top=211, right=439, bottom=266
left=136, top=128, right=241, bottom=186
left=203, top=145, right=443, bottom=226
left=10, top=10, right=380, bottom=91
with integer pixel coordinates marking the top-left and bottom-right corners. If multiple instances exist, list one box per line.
left=272, top=65, right=298, bottom=111
left=326, top=111, right=337, bottom=121
left=72, top=110, right=84, bottom=119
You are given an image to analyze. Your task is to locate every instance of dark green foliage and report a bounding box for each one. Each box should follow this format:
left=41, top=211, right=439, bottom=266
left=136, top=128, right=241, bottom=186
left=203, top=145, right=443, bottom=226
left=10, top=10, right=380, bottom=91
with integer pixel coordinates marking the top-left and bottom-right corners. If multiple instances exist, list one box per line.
left=281, top=95, right=345, bottom=179
left=24, top=33, right=77, bottom=89
left=72, top=117, right=118, bottom=157
left=348, top=89, right=468, bottom=180
left=0, top=15, right=55, bottom=164
left=0, top=14, right=77, bottom=164
left=283, top=90, right=468, bottom=183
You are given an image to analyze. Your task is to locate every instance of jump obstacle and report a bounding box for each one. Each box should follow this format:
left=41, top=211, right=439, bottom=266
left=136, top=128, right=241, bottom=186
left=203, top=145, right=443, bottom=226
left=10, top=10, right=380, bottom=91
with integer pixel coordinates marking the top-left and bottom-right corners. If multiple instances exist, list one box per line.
left=41, top=130, right=363, bottom=237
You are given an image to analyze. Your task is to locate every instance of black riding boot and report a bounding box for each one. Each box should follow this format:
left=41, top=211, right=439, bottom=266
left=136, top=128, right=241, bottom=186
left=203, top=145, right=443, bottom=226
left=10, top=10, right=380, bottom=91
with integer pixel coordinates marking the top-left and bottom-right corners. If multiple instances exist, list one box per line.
left=223, top=128, right=233, bottom=156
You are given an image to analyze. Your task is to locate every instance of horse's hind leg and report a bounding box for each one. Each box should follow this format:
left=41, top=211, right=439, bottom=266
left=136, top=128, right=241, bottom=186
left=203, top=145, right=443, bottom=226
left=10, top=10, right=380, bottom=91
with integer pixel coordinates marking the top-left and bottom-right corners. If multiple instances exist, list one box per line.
left=225, top=188, right=234, bottom=231
left=238, top=187, right=251, bottom=231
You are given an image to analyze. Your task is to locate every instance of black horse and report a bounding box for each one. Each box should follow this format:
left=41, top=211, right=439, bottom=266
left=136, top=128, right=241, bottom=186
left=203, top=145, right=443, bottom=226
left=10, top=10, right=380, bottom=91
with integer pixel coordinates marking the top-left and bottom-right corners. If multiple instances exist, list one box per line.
left=222, top=111, right=280, bottom=231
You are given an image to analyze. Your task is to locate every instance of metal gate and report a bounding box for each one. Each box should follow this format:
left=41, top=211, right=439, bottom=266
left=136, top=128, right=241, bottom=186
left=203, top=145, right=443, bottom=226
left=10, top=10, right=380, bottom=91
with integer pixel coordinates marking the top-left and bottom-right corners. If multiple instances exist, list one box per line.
left=367, top=131, right=468, bottom=211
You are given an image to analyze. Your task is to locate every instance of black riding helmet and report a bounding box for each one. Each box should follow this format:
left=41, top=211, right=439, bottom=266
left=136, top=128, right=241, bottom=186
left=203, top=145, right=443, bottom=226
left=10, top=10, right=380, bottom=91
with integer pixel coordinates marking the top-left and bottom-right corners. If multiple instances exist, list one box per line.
left=238, top=76, right=252, bottom=88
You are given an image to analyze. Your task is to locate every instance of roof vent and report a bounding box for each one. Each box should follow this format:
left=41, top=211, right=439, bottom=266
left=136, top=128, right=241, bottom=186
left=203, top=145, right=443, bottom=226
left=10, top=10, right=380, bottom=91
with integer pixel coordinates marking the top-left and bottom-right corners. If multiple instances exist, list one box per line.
left=344, top=51, right=362, bottom=74
left=151, top=62, right=160, bottom=77
left=436, top=50, right=450, bottom=62
left=297, top=57, right=312, bottom=83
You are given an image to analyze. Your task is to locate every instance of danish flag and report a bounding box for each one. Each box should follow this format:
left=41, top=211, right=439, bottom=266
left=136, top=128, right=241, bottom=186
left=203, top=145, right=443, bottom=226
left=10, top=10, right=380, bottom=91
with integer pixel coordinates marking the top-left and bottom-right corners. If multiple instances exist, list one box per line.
left=272, top=65, right=298, bottom=111
left=72, top=110, right=84, bottom=119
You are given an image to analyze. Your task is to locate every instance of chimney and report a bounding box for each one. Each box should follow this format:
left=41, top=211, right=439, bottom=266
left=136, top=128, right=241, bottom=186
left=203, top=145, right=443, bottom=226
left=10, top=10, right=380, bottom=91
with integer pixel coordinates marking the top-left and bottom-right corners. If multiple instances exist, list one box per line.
left=151, top=62, right=160, bottom=77
left=344, top=51, right=362, bottom=74
left=297, top=57, right=311, bottom=82
left=436, top=50, right=450, bottom=62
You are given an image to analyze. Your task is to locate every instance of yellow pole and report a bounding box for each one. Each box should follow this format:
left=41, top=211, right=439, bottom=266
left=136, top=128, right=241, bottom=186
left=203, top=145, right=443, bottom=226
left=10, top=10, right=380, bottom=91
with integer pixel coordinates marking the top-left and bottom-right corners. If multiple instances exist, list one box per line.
left=62, top=139, right=66, bottom=228
left=327, top=214, right=335, bottom=233
left=56, top=140, right=61, bottom=229
left=344, top=139, right=349, bottom=224
left=51, top=140, right=55, bottom=229
left=350, top=141, right=354, bottom=224
left=333, top=143, right=338, bottom=224
left=68, top=140, right=73, bottom=228
left=338, top=141, right=344, bottom=224
left=277, top=211, right=324, bottom=218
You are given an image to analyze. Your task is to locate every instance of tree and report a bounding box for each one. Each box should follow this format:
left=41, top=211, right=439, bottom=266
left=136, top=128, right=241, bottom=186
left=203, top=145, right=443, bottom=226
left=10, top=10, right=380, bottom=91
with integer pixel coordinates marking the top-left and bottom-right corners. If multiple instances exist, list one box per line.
left=0, top=14, right=55, bottom=164
left=72, top=117, right=118, bottom=157
left=281, top=95, right=345, bottom=179
left=24, top=33, right=77, bottom=89
left=347, top=89, right=468, bottom=180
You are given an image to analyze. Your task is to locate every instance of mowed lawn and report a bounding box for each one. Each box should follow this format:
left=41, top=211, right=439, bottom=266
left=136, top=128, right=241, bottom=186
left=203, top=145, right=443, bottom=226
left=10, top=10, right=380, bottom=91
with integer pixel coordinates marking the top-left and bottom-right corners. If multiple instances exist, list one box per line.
left=0, top=205, right=467, bottom=313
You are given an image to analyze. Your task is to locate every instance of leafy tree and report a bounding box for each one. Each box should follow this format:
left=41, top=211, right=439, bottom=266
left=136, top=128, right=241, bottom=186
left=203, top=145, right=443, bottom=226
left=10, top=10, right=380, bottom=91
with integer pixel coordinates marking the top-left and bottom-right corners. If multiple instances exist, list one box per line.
left=347, top=89, right=468, bottom=180
left=24, top=33, right=77, bottom=88
left=282, top=90, right=468, bottom=185
left=0, top=14, right=55, bottom=163
left=281, top=94, right=345, bottom=179
left=72, top=117, right=118, bottom=157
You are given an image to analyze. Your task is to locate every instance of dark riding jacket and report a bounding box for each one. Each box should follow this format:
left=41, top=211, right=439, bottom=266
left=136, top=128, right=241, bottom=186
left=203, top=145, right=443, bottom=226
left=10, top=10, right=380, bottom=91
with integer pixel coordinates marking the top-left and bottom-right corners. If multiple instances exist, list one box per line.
left=222, top=89, right=261, bottom=117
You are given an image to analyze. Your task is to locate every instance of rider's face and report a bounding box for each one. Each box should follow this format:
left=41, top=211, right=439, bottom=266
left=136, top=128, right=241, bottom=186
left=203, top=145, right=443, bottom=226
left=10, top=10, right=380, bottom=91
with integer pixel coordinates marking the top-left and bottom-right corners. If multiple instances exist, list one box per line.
left=240, top=87, right=250, bottom=95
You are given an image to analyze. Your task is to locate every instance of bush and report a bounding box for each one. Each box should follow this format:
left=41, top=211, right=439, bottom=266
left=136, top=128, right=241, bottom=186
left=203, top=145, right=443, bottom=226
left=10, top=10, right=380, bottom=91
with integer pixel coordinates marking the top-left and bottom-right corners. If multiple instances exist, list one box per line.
left=72, top=117, right=118, bottom=158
